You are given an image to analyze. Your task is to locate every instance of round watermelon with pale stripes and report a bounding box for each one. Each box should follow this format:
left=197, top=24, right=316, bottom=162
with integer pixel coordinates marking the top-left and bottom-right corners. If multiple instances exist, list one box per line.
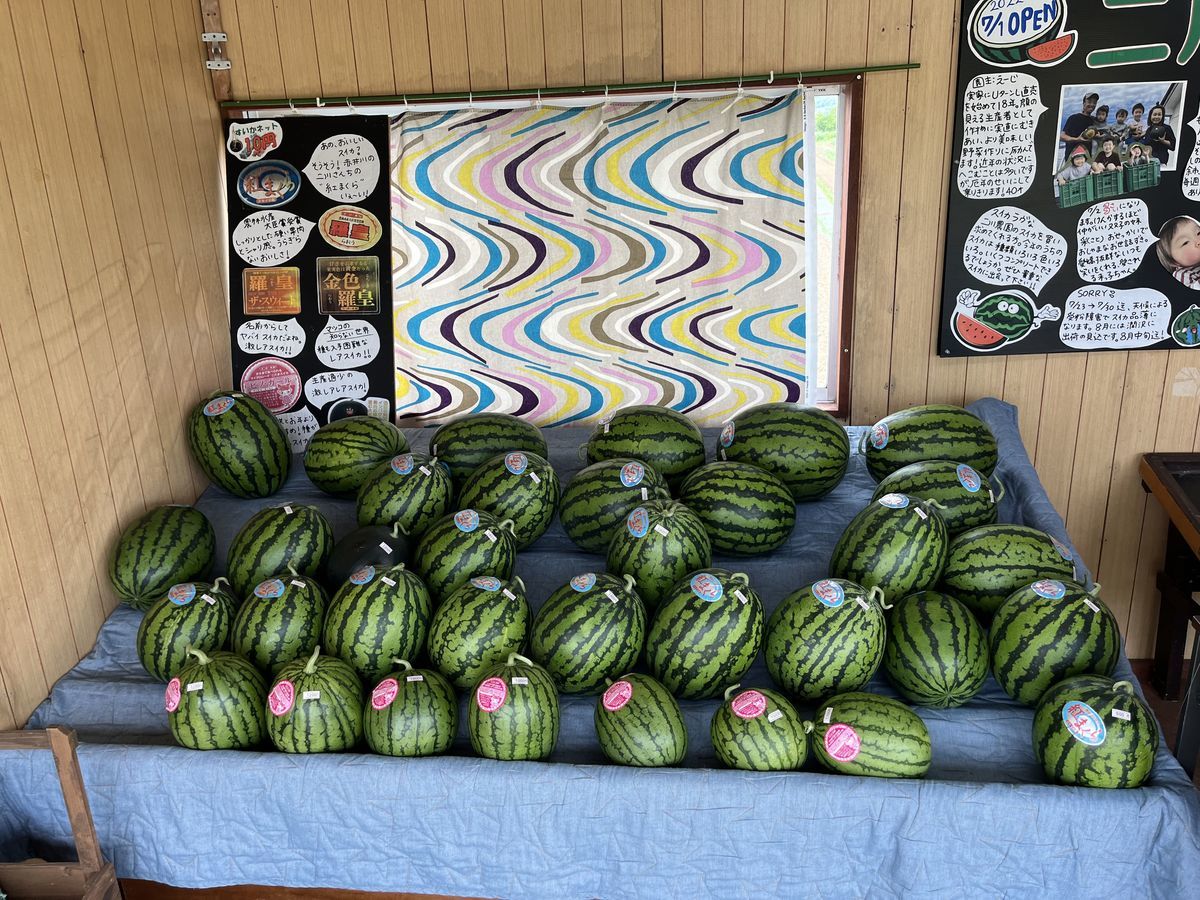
left=428, top=575, right=530, bottom=689
left=593, top=673, right=687, bottom=767
left=830, top=494, right=949, bottom=603
left=710, top=685, right=808, bottom=771
left=458, top=451, right=560, bottom=549
left=605, top=500, right=712, bottom=611
left=882, top=591, right=988, bottom=708
left=266, top=647, right=364, bottom=754
left=809, top=691, right=931, bottom=778
left=468, top=653, right=560, bottom=761
left=559, top=458, right=672, bottom=553
left=109, top=505, right=215, bottom=611
left=355, top=452, right=454, bottom=537
left=872, top=460, right=1000, bottom=535
left=231, top=574, right=327, bottom=674
left=413, top=509, right=518, bottom=606
left=678, top=461, right=796, bottom=555
left=324, top=524, right=411, bottom=591
left=363, top=660, right=458, bottom=758
left=429, top=413, right=548, bottom=488
left=166, top=649, right=267, bottom=751
left=717, top=403, right=850, bottom=500
left=303, top=416, right=409, bottom=497
left=226, top=504, right=334, bottom=599
left=940, top=524, right=1077, bottom=618
left=187, top=391, right=289, bottom=498
left=863, top=404, right=998, bottom=482
left=584, top=405, right=705, bottom=488
left=136, top=578, right=238, bottom=682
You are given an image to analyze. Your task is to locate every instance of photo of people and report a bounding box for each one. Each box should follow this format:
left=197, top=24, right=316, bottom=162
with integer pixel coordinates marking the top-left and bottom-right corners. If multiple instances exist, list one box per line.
left=1157, top=215, right=1200, bottom=291
left=1052, top=81, right=1186, bottom=173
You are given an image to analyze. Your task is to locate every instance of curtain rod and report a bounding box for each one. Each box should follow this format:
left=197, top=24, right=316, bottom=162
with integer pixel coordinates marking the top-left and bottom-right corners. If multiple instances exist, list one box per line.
left=218, top=63, right=919, bottom=111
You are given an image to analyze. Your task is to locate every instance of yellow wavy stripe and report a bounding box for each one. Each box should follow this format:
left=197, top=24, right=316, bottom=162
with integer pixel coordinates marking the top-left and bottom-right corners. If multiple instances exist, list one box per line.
left=756, top=137, right=804, bottom=199
left=524, top=367, right=583, bottom=424
left=667, top=294, right=733, bottom=365
left=603, top=124, right=672, bottom=216
left=455, top=132, right=524, bottom=220
left=691, top=229, right=740, bottom=286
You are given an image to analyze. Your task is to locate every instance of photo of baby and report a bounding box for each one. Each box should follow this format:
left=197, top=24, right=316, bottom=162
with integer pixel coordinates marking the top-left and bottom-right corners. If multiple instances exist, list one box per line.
left=1157, top=216, right=1200, bottom=291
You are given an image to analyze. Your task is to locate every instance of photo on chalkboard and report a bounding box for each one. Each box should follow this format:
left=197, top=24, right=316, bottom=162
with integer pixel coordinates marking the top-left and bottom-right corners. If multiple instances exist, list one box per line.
left=1053, top=80, right=1185, bottom=168
left=1157, top=215, right=1200, bottom=291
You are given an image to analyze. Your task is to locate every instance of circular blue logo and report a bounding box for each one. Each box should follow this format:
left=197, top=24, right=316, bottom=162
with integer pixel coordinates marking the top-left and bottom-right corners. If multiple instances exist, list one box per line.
left=203, top=396, right=235, bottom=417
left=1062, top=700, right=1106, bottom=747
left=504, top=452, right=528, bottom=475
left=956, top=464, right=981, bottom=493
left=350, top=565, right=375, bottom=585
left=1032, top=579, right=1066, bottom=600
left=619, top=462, right=645, bottom=488
left=690, top=573, right=724, bottom=602
left=870, top=422, right=889, bottom=450
left=254, top=578, right=286, bottom=599
left=391, top=454, right=415, bottom=476
left=720, top=421, right=736, bottom=448
left=877, top=493, right=909, bottom=509
left=168, top=583, right=197, bottom=605
left=237, top=160, right=301, bottom=208
left=626, top=507, right=650, bottom=538
left=811, top=579, right=846, bottom=608
left=470, top=576, right=502, bottom=592
left=571, top=573, right=598, bottom=592
left=455, top=509, right=480, bottom=533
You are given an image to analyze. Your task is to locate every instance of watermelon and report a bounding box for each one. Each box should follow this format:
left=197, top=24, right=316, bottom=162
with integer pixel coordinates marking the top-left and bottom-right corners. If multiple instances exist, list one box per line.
left=109, top=505, right=215, bottom=610
left=165, top=648, right=267, bottom=750
left=863, top=404, right=998, bottom=482
left=830, top=494, right=949, bottom=603
left=226, top=504, right=334, bottom=598
left=605, top=501, right=712, bottom=610
left=363, top=659, right=458, bottom=757
left=940, top=524, right=1078, bottom=618
left=1033, top=676, right=1157, bottom=788
left=593, top=673, right=687, bottom=767
left=989, top=578, right=1119, bottom=706
left=584, top=405, right=704, bottom=488
left=872, top=460, right=999, bottom=534
left=882, top=591, right=988, bottom=708
left=231, top=574, right=327, bottom=674
left=324, top=524, right=411, bottom=590
left=952, top=312, right=1006, bottom=350
left=136, top=578, right=238, bottom=682
left=468, top=653, right=559, bottom=761
left=710, top=685, right=808, bottom=771
left=678, top=461, right=795, bottom=555
left=266, top=646, right=364, bottom=754
left=187, top=391, right=289, bottom=498
left=645, top=569, right=764, bottom=699
left=529, top=573, right=647, bottom=694
left=559, top=458, right=672, bottom=553
left=457, top=451, right=561, bottom=549
left=303, top=416, right=409, bottom=496
left=355, top=452, right=453, bottom=537
left=427, top=575, right=530, bottom=689
left=717, top=403, right=849, bottom=500
left=322, top=563, right=433, bottom=683
left=809, top=691, right=931, bottom=778
left=413, top=509, right=518, bottom=605
left=429, top=413, right=548, bottom=487
left=764, top=578, right=887, bottom=701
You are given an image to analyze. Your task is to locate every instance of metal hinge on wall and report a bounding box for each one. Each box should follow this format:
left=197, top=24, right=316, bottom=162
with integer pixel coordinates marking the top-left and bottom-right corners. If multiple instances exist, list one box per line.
left=202, top=31, right=231, bottom=70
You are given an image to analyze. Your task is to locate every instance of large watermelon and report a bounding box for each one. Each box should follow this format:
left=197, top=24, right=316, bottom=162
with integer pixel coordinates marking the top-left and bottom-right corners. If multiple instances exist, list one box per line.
left=830, top=494, right=949, bottom=602
left=989, top=579, right=1119, bottom=706
left=593, top=673, right=687, bottom=767
left=427, top=575, right=530, bottom=689
left=863, top=404, right=998, bottom=482
left=584, top=405, right=704, bottom=488
left=303, top=416, right=408, bottom=496
left=809, top=691, right=931, bottom=778
left=468, top=653, right=559, bottom=761
left=764, top=578, right=887, bottom=701
left=109, top=505, right=215, bottom=610
left=413, top=509, right=518, bottom=605
left=710, top=685, right=808, bottom=771
left=940, top=524, right=1077, bottom=618
left=457, top=451, right=561, bottom=549
left=231, top=574, right=327, bottom=673
left=717, top=403, right=850, bottom=500
left=226, top=504, right=334, bottom=598
left=429, top=413, right=548, bottom=487
left=559, top=458, right=672, bottom=553
left=882, top=591, right=988, bottom=708
left=363, top=659, right=458, bottom=757
left=166, top=648, right=267, bottom=750
left=323, top=524, right=411, bottom=590
left=187, top=391, right=289, bottom=498
left=678, top=461, right=795, bottom=555
left=136, top=578, right=238, bottom=681
left=266, top=646, right=364, bottom=754
left=645, top=569, right=764, bottom=699
left=529, top=573, right=647, bottom=694
left=605, top=501, right=712, bottom=610
left=872, top=460, right=999, bottom=534
left=355, top=452, right=453, bottom=537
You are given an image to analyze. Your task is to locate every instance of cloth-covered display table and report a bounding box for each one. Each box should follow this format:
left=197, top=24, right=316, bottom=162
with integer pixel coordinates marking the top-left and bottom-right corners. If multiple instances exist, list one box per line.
left=2, top=399, right=1198, bottom=898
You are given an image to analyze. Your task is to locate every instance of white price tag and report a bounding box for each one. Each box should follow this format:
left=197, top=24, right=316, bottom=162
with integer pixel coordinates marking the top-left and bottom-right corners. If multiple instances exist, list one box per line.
left=302, top=690, right=321, bottom=700
left=202, top=594, right=216, bottom=605
left=856, top=596, right=870, bottom=611
left=603, top=423, right=610, bottom=433
left=406, top=674, right=424, bottom=683
left=379, top=542, right=393, bottom=554
left=530, top=472, right=541, bottom=484
left=485, top=529, right=497, bottom=543
left=419, top=466, right=431, bottom=476
left=734, top=590, right=748, bottom=605
left=767, top=710, right=784, bottom=723
left=186, top=682, right=204, bottom=693
left=1084, top=598, right=1099, bottom=613
left=502, top=589, right=516, bottom=600
left=653, top=523, right=670, bottom=536
left=381, top=576, right=397, bottom=587
left=512, top=676, right=529, bottom=686
left=988, top=489, right=995, bottom=503
left=823, top=707, right=833, bottom=724
left=284, top=505, right=294, bottom=515
left=605, top=589, right=620, bottom=603
left=1111, top=708, right=1131, bottom=721
left=290, top=579, right=306, bottom=588
left=914, top=507, right=927, bottom=520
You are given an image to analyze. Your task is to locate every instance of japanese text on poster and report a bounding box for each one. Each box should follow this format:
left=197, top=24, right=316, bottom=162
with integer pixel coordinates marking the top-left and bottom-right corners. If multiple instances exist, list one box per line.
left=1076, top=199, right=1158, bottom=283
left=964, top=206, right=1067, bottom=293
left=958, top=73, right=1046, bottom=199
left=236, top=317, right=307, bottom=357
left=304, top=134, right=381, bottom=203
left=1059, top=286, right=1171, bottom=349
left=275, top=408, right=320, bottom=453
left=314, top=318, right=381, bottom=369
left=232, top=211, right=315, bottom=266
left=304, top=370, right=370, bottom=408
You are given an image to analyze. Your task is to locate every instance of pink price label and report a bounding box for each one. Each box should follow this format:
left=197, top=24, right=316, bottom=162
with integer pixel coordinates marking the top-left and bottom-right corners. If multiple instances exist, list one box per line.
left=268, top=680, right=296, bottom=717
left=476, top=676, right=508, bottom=713
left=731, top=689, right=767, bottom=720
left=164, top=678, right=182, bottom=713
left=603, top=680, right=633, bottom=712
left=824, top=723, right=862, bottom=762
left=371, top=678, right=399, bottom=711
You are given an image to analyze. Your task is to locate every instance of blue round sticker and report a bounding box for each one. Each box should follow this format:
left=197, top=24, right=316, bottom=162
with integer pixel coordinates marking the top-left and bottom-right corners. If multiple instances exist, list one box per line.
left=237, top=160, right=301, bottom=208
left=350, top=565, right=375, bottom=585
left=619, top=462, right=645, bottom=488
left=571, top=573, right=598, bottom=592
left=811, top=579, right=846, bottom=608
left=956, top=464, right=981, bottom=493
left=455, top=509, right=480, bottom=533
left=1062, top=700, right=1106, bottom=747
left=870, top=421, right=889, bottom=449
left=877, top=493, right=909, bottom=509
left=391, top=454, right=415, bottom=476
left=203, top=396, right=236, bottom=417
left=471, top=576, right=502, bottom=592
left=1031, top=579, right=1066, bottom=600
left=719, top=421, right=736, bottom=448
left=504, top=452, right=528, bottom=476
left=690, top=573, right=724, bottom=602
left=1051, top=536, right=1073, bottom=562
left=254, top=578, right=286, bottom=599
left=626, top=507, right=650, bottom=538
left=168, top=583, right=197, bottom=606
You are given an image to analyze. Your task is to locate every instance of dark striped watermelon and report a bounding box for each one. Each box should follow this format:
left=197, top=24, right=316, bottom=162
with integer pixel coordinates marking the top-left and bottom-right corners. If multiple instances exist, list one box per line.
left=166, top=648, right=267, bottom=750
left=559, top=458, right=672, bottom=553
left=231, top=574, right=327, bottom=674
left=136, top=578, right=238, bottom=682
left=413, top=509, right=518, bottom=605
left=678, top=462, right=795, bottom=555
left=428, top=575, right=530, bottom=689
left=882, top=591, right=988, bottom=708
left=303, top=416, right=408, bottom=497
left=584, top=405, right=704, bottom=488
left=710, top=685, right=808, bottom=771
left=645, top=569, right=764, bottom=699
left=468, top=653, right=559, bottom=761
left=989, top=579, right=1119, bottom=706
left=363, top=660, right=458, bottom=757
left=109, top=505, right=215, bottom=611
left=764, top=578, right=887, bottom=701
left=226, top=504, right=334, bottom=599
left=430, top=413, right=548, bottom=488
left=830, top=494, right=949, bottom=603
left=355, top=452, right=453, bottom=537
left=872, top=460, right=999, bottom=534
left=809, top=691, right=931, bottom=778
left=1033, top=676, right=1158, bottom=788
left=458, top=451, right=561, bottom=549
left=322, top=563, right=433, bottom=683
left=940, top=524, right=1077, bottom=618
left=863, top=404, right=998, bottom=482
left=529, top=573, right=647, bottom=694
left=267, top=646, right=364, bottom=753
left=324, top=524, right=411, bottom=590
left=593, top=673, right=687, bottom=767
left=187, top=391, right=289, bottom=498
left=718, top=403, right=849, bottom=500
left=605, top=501, right=712, bottom=610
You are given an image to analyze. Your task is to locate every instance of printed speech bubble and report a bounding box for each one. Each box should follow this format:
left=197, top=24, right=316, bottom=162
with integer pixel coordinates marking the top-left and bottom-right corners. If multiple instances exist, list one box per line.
left=304, top=370, right=369, bottom=408
left=227, top=120, right=283, bottom=162
left=236, top=317, right=306, bottom=358
left=232, top=211, right=315, bottom=266
left=1059, top=286, right=1171, bottom=350
left=314, top=317, right=381, bottom=370
left=964, top=206, right=1066, bottom=294
left=275, top=407, right=319, bottom=454
left=1076, top=199, right=1158, bottom=283
left=1184, top=114, right=1200, bottom=201
left=958, top=72, right=1046, bottom=200
left=304, top=134, right=381, bottom=203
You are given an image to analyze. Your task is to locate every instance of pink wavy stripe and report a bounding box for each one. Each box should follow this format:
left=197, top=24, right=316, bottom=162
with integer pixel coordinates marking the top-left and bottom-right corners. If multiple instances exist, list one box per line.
left=600, top=366, right=660, bottom=405
left=566, top=216, right=614, bottom=275
left=500, top=294, right=568, bottom=365
left=496, top=370, right=561, bottom=419
left=521, top=129, right=586, bottom=210
left=478, top=132, right=547, bottom=216
left=681, top=215, right=765, bottom=287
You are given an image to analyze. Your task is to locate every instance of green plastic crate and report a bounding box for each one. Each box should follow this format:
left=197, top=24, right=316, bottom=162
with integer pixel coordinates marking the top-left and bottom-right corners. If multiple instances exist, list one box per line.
left=1056, top=175, right=1094, bottom=209
left=1092, top=168, right=1123, bottom=200
left=1125, top=158, right=1161, bottom=192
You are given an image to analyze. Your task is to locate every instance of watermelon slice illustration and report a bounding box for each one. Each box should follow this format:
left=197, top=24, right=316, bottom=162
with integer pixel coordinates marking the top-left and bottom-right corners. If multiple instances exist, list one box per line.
left=1028, top=30, right=1077, bottom=65
left=951, top=289, right=1060, bottom=353
left=954, top=312, right=1006, bottom=349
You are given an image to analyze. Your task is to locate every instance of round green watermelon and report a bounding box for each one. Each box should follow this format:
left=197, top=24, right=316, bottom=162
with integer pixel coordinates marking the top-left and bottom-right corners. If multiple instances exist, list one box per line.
left=710, top=685, right=808, bottom=771
left=882, top=591, right=988, bottom=708
left=863, top=404, right=998, bottom=482
left=427, top=575, right=530, bottom=689
left=808, top=691, right=931, bottom=778
left=940, top=524, right=1077, bottom=618
left=267, top=646, right=364, bottom=754
left=413, top=509, right=518, bottom=605
left=593, top=673, right=686, bottom=767
left=678, top=461, right=795, bottom=555
left=231, top=574, right=327, bottom=674
left=109, top=505, right=215, bottom=611
left=166, top=648, right=267, bottom=750
left=468, top=653, right=559, bottom=761
left=363, top=659, right=458, bottom=757
left=226, top=504, right=334, bottom=599
left=560, top=458, right=671, bottom=553
left=303, top=416, right=408, bottom=496
left=584, top=405, right=704, bottom=488
left=830, top=494, right=949, bottom=603
left=136, top=578, right=238, bottom=682
left=187, top=391, right=289, bottom=498
left=457, top=451, right=560, bottom=549
left=872, top=460, right=999, bottom=534
left=355, top=452, right=453, bottom=537
left=717, top=403, right=849, bottom=500
left=429, top=413, right=547, bottom=488
left=605, top=500, right=711, bottom=610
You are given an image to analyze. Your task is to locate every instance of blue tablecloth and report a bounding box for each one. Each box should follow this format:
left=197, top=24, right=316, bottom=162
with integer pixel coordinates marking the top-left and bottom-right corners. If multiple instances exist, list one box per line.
left=2, top=399, right=1198, bottom=898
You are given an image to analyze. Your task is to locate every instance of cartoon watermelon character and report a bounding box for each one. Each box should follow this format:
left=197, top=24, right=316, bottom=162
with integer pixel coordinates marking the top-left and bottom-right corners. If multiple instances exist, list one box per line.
left=1172, top=305, right=1200, bottom=347
left=967, top=0, right=1077, bottom=68
left=952, top=289, right=1060, bottom=352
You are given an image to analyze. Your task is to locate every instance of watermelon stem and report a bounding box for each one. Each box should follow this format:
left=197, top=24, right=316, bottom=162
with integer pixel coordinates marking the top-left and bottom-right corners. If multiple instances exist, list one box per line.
left=185, top=645, right=212, bottom=666
left=212, top=576, right=230, bottom=591
left=622, top=574, right=637, bottom=594
left=856, top=431, right=869, bottom=456
left=391, top=521, right=409, bottom=538
left=1089, top=582, right=1102, bottom=598
left=1113, top=681, right=1134, bottom=694
left=868, top=585, right=891, bottom=610
left=391, top=658, right=413, bottom=672
left=287, top=563, right=299, bottom=576
left=730, top=572, right=749, bottom=586
left=507, top=652, right=534, bottom=667
left=991, top=475, right=1007, bottom=505
left=802, top=720, right=814, bottom=735
left=304, top=645, right=321, bottom=675
left=923, top=498, right=948, bottom=511
left=724, top=684, right=741, bottom=701
left=513, top=576, right=526, bottom=594
left=498, top=518, right=516, bottom=534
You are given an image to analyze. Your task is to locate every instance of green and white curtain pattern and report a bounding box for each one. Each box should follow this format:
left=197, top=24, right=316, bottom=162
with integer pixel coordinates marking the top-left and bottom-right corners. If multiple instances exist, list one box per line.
left=391, top=91, right=807, bottom=426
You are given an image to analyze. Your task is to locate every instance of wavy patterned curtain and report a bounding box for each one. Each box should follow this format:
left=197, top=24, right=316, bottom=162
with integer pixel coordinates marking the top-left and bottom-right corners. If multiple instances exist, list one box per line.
left=391, top=91, right=807, bottom=426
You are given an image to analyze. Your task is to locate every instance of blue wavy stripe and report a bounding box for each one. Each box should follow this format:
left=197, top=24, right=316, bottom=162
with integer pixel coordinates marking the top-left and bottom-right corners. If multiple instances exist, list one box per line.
left=788, top=312, right=806, bottom=341
left=740, top=356, right=806, bottom=381
left=589, top=208, right=667, bottom=284
left=780, top=136, right=805, bottom=192
left=619, top=356, right=699, bottom=410
left=526, top=213, right=596, bottom=291
left=452, top=218, right=505, bottom=291
left=396, top=221, right=442, bottom=288
left=528, top=363, right=605, bottom=425
left=630, top=122, right=715, bottom=214
left=395, top=372, right=434, bottom=412
left=403, top=111, right=457, bottom=132
left=584, top=120, right=665, bottom=215
left=468, top=294, right=546, bottom=363
left=648, top=292, right=731, bottom=365
left=414, top=126, right=487, bottom=217
left=731, top=135, right=802, bottom=207
left=739, top=305, right=804, bottom=354
left=513, top=106, right=587, bottom=137
left=733, top=229, right=783, bottom=296
left=525, top=292, right=603, bottom=361
left=424, top=365, right=497, bottom=411
left=608, top=99, right=674, bottom=129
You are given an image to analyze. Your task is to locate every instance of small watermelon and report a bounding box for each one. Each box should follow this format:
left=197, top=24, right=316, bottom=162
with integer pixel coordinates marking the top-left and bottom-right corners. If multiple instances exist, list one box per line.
left=559, top=458, right=672, bottom=553
left=303, top=416, right=409, bottom=496
left=717, top=403, right=850, bottom=500
left=363, top=659, right=458, bottom=758
left=413, top=509, right=518, bottom=605
left=457, top=451, right=561, bottom=549
left=872, top=461, right=1000, bottom=534
left=809, top=692, right=931, bottom=778
left=231, top=573, right=327, bottom=674
left=678, top=461, right=796, bottom=555
left=940, top=524, right=1077, bottom=618
left=584, top=405, right=704, bottom=488
left=882, top=591, right=988, bottom=708
left=109, top=505, right=215, bottom=610
left=136, top=578, right=238, bottom=682
left=266, top=646, right=364, bottom=754
left=166, top=648, right=267, bottom=751
left=710, top=685, right=808, bottom=771
left=427, top=575, right=530, bottom=689
left=226, top=504, right=334, bottom=599
left=429, top=413, right=548, bottom=488
left=863, top=404, right=998, bottom=482
left=605, top=501, right=712, bottom=610
left=187, top=391, right=289, bottom=498
left=830, top=494, right=948, bottom=602
left=355, top=452, right=453, bottom=537
left=593, top=673, right=687, bottom=767
left=468, top=653, right=559, bottom=761
left=323, top=523, right=411, bottom=590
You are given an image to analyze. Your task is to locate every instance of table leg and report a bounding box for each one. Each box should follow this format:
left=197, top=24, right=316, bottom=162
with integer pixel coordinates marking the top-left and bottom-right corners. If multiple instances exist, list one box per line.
left=1176, top=616, right=1200, bottom=778
left=1151, top=524, right=1200, bottom=700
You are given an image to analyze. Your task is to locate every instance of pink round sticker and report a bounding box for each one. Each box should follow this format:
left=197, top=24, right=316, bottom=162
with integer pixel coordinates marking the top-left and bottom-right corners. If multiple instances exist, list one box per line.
left=164, top=678, right=182, bottom=713
left=603, top=680, right=633, bottom=712
left=269, top=680, right=296, bottom=717
left=239, top=356, right=302, bottom=414
left=824, top=723, right=862, bottom=762
left=476, top=676, right=508, bottom=713
left=371, top=678, right=399, bottom=711
left=731, top=689, right=767, bottom=720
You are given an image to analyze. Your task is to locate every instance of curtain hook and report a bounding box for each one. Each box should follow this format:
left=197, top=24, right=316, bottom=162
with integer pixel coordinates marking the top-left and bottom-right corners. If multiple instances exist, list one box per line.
left=315, top=96, right=325, bottom=108
left=468, top=91, right=474, bottom=109
left=346, top=96, right=356, bottom=113
left=768, top=70, right=775, bottom=84
left=536, top=88, right=542, bottom=110
left=672, top=81, right=678, bottom=101
left=403, top=95, right=409, bottom=112
left=287, top=97, right=296, bottom=112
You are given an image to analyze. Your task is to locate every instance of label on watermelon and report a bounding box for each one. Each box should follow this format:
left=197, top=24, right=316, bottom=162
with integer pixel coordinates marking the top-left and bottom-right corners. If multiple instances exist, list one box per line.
left=603, top=680, right=633, bottom=711
left=1032, top=579, right=1066, bottom=600
left=1083, top=597, right=1099, bottom=613
left=502, top=588, right=517, bottom=600
left=731, top=690, right=767, bottom=720
left=186, top=682, right=204, bottom=693
left=504, top=452, right=528, bottom=475
left=824, top=723, right=862, bottom=761
left=956, top=464, right=981, bottom=493
left=406, top=674, right=423, bottom=682
left=269, top=680, right=296, bottom=717
left=302, top=690, right=321, bottom=700
left=349, top=565, right=375, bottom=585
left=203, top=396, right=236, bottom=417
left=511, top=676, right=529, bottom=686
left=164, top=678, right=182, bottom=713
left=471, top=576, right=502, bottom=592
left=476, top=677, right=508, bottom=713
left=620, top=462, right=645, bottom=487
left=1062, top=700, right=1106, bottom=746
left=371, top=678, right=399, bottom=710
left=290, top=579, right=307, bottom=588
left=870, top=421, right=889, bottom=449
left=690, top=573, right=724, bottom=602
left=529, top=471, right=541, bottom=484
left=767, top=709, right=784, bottom=723
left=720, top=421, right=736, bottom=448
left=419, top=466, right=431, bottom=476
left=202, top=594, right=216, bottom=605
left=484, top=529, right=496, bottom=543
left=254, top=578, right=286, bottom=599
left=626, top=507, right=650, bottom=538
left=653, top=523, right=670, bottom=536
left=811, top=580, right=845, bottom=608
left=381, top=576, right=396, bottom=587
left=1051, top=536, right=1073, bottom=561
left=1111, top=708, right=1131, bottom=722
left=455, top=509, right=480, bottom=533
left=390, top=454, right=415, bottom=476
left=605, top=590, right=620, bottom=603
left=877, top=493, right=909, bottom=509
left=379, top=541, right=393, bottom=554
left=167, top=583, right=197, bottom=606
left=571, top=573, right=597, bottom=592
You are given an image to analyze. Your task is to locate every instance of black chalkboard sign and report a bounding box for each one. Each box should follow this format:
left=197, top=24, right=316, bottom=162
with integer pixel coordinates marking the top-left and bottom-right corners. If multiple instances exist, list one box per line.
left=939, top=0, right=1200, bottom=357
left=225, top=115, right=393, bottom=451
